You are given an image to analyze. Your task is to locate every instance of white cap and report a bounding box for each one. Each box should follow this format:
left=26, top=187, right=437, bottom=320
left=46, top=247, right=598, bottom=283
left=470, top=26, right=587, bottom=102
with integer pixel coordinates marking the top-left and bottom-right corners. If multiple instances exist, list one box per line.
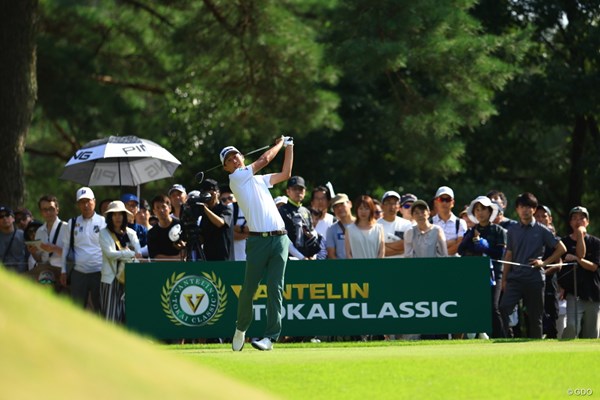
left=382, top=191, right=401, bottom=203
left=467, top=196, right=499, bottom=224
left=220, top=146, right=241, bottom=165
left=435, top=186, right=454, bottom=199
left=273, top=196, right=288, bottom=205
left=76, top=187, right=95, bottom=201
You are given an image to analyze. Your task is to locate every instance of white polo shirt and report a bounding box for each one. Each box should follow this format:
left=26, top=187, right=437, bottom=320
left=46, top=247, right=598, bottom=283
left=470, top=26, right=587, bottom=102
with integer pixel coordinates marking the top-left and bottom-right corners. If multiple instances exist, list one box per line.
left=61, top=213, right=106, bottom=273
left=229, top=166, right=285, bottom=233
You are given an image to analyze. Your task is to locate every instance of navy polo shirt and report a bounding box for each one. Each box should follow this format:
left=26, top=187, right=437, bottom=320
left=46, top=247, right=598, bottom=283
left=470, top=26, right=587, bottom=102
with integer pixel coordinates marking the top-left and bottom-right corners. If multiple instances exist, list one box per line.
left=506, top=220, right=560, bottom=283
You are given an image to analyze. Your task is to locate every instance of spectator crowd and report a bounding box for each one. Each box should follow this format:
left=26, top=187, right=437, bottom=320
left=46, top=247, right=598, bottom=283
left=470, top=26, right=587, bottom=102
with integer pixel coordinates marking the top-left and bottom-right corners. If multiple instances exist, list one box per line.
left=1, top=179, right=599, bottom=340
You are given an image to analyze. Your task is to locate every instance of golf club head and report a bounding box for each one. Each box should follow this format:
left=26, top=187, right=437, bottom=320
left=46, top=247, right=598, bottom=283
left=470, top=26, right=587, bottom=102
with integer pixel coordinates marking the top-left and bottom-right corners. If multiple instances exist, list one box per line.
left=195, top=171, right=205, bottom=184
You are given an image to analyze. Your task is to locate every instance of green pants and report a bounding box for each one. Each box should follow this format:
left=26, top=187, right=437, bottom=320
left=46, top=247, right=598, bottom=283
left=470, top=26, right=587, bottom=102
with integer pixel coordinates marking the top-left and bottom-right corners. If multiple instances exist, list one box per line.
left=236, top=234, right=290, bottom=341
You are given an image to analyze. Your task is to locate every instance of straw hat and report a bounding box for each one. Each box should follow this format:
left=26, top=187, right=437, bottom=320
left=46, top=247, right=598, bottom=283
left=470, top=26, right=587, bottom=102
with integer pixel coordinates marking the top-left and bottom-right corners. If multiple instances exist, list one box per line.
left=104, top=200, right=133, bottom=216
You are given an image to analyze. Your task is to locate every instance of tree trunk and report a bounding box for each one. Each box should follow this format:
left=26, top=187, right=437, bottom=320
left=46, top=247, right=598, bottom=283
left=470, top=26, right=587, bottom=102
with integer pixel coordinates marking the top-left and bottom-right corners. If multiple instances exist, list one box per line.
left=0, top=1, right=38, bottom=207
left=565, top=114, right=587, bottom=212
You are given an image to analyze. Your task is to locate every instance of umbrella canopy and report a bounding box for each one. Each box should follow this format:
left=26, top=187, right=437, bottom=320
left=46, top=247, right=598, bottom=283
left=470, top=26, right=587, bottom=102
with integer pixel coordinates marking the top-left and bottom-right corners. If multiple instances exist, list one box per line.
left=60, top=136, right=181, bottom=186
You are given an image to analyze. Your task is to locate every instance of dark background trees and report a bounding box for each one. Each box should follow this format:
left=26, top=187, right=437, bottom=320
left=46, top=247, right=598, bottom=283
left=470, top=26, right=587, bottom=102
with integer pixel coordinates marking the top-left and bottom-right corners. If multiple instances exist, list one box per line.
left=6, top=0, right=600, bottom=234
left=0, top=1, right=38, bottom=207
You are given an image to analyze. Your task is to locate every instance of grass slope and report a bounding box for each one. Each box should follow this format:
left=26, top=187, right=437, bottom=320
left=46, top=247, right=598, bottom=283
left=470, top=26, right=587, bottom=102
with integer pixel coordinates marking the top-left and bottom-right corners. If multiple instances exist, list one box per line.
left=177, top=340, right=600, bottom=399
left=0, top=267, right=278, bottom=400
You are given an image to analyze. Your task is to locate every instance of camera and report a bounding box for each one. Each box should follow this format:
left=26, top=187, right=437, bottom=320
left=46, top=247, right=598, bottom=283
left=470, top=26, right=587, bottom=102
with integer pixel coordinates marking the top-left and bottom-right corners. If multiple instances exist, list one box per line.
left=179, top=190, right=211, bottom=242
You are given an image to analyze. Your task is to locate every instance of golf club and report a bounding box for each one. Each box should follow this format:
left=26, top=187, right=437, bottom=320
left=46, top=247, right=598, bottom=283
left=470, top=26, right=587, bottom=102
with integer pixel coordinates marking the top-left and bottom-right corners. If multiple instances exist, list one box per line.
left=195, top=143, right=272, bottom=184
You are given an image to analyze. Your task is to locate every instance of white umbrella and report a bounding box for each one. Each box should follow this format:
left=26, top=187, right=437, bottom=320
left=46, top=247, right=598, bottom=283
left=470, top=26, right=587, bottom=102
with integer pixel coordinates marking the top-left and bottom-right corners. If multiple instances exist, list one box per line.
left=60, top=135, right=181, bottom=187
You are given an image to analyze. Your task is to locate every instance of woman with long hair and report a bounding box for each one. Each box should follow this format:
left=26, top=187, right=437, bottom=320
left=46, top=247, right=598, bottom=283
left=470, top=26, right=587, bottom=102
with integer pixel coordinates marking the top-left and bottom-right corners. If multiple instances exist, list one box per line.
left=344, top=195, right=385, bottom=259
left=99, top=201, right=142, bottom=323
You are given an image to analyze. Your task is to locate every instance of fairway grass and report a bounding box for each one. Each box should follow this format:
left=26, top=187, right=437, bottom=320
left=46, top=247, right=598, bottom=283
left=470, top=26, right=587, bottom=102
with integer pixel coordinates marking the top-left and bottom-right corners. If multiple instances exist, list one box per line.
left=177, top=339, right=600, bottom=399
left=2, top=264, right=598, bottom=400
left=0, top=267, right=277, bottom=400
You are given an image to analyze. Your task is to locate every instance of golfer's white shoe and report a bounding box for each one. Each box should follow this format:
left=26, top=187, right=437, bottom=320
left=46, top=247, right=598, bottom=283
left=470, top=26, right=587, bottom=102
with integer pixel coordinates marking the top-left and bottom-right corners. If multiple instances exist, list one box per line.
left=232, top=329, right=245, bottom=351
left=251, top=337, right=273, bottom=351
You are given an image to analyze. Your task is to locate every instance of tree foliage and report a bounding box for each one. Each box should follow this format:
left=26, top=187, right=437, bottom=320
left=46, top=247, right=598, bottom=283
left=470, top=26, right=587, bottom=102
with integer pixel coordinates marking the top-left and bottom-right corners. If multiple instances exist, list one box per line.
left=14, top=0, right=599, bottom=235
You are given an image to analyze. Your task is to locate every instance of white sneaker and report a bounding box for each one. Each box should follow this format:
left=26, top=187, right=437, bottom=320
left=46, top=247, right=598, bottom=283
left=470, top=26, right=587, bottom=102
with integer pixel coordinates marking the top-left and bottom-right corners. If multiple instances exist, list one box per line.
left=232, top=329, right=245, bottom=351
left=251, top=337, right=273, bottom=351
left=478, top=332, right=490, bottom=340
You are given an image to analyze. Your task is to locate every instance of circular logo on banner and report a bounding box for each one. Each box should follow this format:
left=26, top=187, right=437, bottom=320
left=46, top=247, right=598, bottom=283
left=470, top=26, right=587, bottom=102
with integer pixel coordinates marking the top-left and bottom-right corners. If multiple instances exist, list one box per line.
left=161, top=272, right=227, bottom=327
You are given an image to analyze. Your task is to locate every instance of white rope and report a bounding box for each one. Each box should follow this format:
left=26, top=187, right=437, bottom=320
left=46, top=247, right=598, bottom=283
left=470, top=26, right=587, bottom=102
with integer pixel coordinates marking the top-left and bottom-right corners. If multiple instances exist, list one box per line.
left=492, top=259, right=577, bottom=268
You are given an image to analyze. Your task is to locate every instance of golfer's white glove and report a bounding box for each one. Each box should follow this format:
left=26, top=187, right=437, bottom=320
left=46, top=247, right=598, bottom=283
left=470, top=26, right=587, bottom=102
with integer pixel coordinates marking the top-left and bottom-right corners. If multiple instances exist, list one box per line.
left=283, top=136, right=294, bottom=147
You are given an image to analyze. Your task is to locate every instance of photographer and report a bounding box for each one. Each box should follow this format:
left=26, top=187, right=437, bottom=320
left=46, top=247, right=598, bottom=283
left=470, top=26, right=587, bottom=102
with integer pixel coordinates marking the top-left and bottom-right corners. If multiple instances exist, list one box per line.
left=197, top=179, right=234, bottom=261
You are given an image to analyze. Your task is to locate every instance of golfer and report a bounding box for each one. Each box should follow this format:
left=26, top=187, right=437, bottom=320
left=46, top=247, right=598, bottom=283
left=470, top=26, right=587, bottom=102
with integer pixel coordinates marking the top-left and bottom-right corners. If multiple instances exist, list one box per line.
left=221, top=136, right=294, bottom=351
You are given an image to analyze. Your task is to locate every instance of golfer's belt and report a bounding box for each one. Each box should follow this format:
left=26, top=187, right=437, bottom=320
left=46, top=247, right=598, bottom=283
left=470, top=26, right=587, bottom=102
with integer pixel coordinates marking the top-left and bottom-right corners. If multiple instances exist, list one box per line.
left=248, top=230, right=287, bottom=237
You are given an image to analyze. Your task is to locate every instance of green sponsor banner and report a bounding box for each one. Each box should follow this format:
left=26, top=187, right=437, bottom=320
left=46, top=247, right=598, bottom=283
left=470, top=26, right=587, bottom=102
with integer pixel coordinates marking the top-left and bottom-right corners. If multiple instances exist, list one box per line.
left=126, top=257, right=491, bottom=340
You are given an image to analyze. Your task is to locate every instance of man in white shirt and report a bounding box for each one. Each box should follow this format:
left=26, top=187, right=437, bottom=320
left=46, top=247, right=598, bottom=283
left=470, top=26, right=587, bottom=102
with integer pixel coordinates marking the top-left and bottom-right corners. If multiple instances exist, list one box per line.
left=432, top=186, right=467, bottom=256
left=222, top=136, right=293, bottom=352
left=378, top=191, right=413, bottom=258
left=60, top=187, right=106, bottom=311
left=29, top=194, right=67, bottom=286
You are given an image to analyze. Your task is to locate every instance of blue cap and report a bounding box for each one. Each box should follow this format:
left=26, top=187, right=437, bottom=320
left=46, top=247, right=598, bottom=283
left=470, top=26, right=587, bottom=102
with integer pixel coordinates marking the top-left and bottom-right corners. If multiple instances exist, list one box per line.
left=120, top=193, right=139, bottom=204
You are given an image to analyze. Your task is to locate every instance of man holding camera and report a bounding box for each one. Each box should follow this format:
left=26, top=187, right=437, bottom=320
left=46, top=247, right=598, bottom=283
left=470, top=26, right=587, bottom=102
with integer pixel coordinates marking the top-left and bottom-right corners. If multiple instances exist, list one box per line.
left=221, top=135, right=293, bottom=352
left=197, top=178, right=234, bottom=261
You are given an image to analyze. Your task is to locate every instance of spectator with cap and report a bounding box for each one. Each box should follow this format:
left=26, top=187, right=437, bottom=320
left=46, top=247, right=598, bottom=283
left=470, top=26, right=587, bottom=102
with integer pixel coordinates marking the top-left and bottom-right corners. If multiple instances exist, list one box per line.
left=399, top=193, right=417, bottom=223
left=60, top=187, right=106, bottom=312
left=0, top=205, right=27, bottom=272
left=560, top=206, right=600, bottom=339
left=14, top=207, right=33, bottom=231
left=28, top=194, right=67, bottom=288
left=121, top=193, right=148, bottom=252
left=147, top=194, right=181, bottom=261
left=534, top=204, right=562, bottom=338
left=378, top=191, right=412, bottom=258
left=499, top=192, right=566, bottom=338
left=432, top=186, right=467, bottom=256
left=404, top=200, right=448, bottom=258
left=197, top=178, right=234, bottom=261
left=279, top=176, right=321, bottom=260
left=458, top=195, right=507, bottom=338
left=326, top=193, right=355, bottom=259
left=168, top=184, right=187, bottom=220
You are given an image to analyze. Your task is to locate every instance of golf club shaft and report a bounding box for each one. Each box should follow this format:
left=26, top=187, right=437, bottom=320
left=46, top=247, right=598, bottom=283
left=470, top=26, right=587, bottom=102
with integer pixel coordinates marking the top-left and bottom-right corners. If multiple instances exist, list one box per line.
left=197, top=143, right=277, bottom=183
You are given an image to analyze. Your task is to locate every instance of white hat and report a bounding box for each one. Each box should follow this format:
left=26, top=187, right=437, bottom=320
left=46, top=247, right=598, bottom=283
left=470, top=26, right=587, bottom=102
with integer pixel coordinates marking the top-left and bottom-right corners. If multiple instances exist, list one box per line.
left=467, top=196, right=499, bottom=224
left=274, top=195, right=288, bottom=205
left=381, top=191, right=401, bottom=203
left=435, top=186, right=454, bottom=199
left=220, top=146, right=241, bottom=165
left=76, top=187, right=95, bottom=201
left=104, top=200, right=133, bottom=216
left=168, top=184, right=186, bottom=196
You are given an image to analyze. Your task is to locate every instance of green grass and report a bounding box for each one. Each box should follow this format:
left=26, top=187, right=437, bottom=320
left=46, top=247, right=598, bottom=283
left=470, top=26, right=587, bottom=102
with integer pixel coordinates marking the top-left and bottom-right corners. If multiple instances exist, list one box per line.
left=2, top=264, right=599, bottom=400
left=0, top=266, right=276, bottom=400
left=175, top=339, right=600, bottom=400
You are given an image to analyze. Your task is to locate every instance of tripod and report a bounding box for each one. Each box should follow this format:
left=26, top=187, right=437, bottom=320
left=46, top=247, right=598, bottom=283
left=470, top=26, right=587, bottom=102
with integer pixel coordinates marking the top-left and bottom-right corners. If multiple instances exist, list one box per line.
left=182, top=229, right=206, bottom=262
